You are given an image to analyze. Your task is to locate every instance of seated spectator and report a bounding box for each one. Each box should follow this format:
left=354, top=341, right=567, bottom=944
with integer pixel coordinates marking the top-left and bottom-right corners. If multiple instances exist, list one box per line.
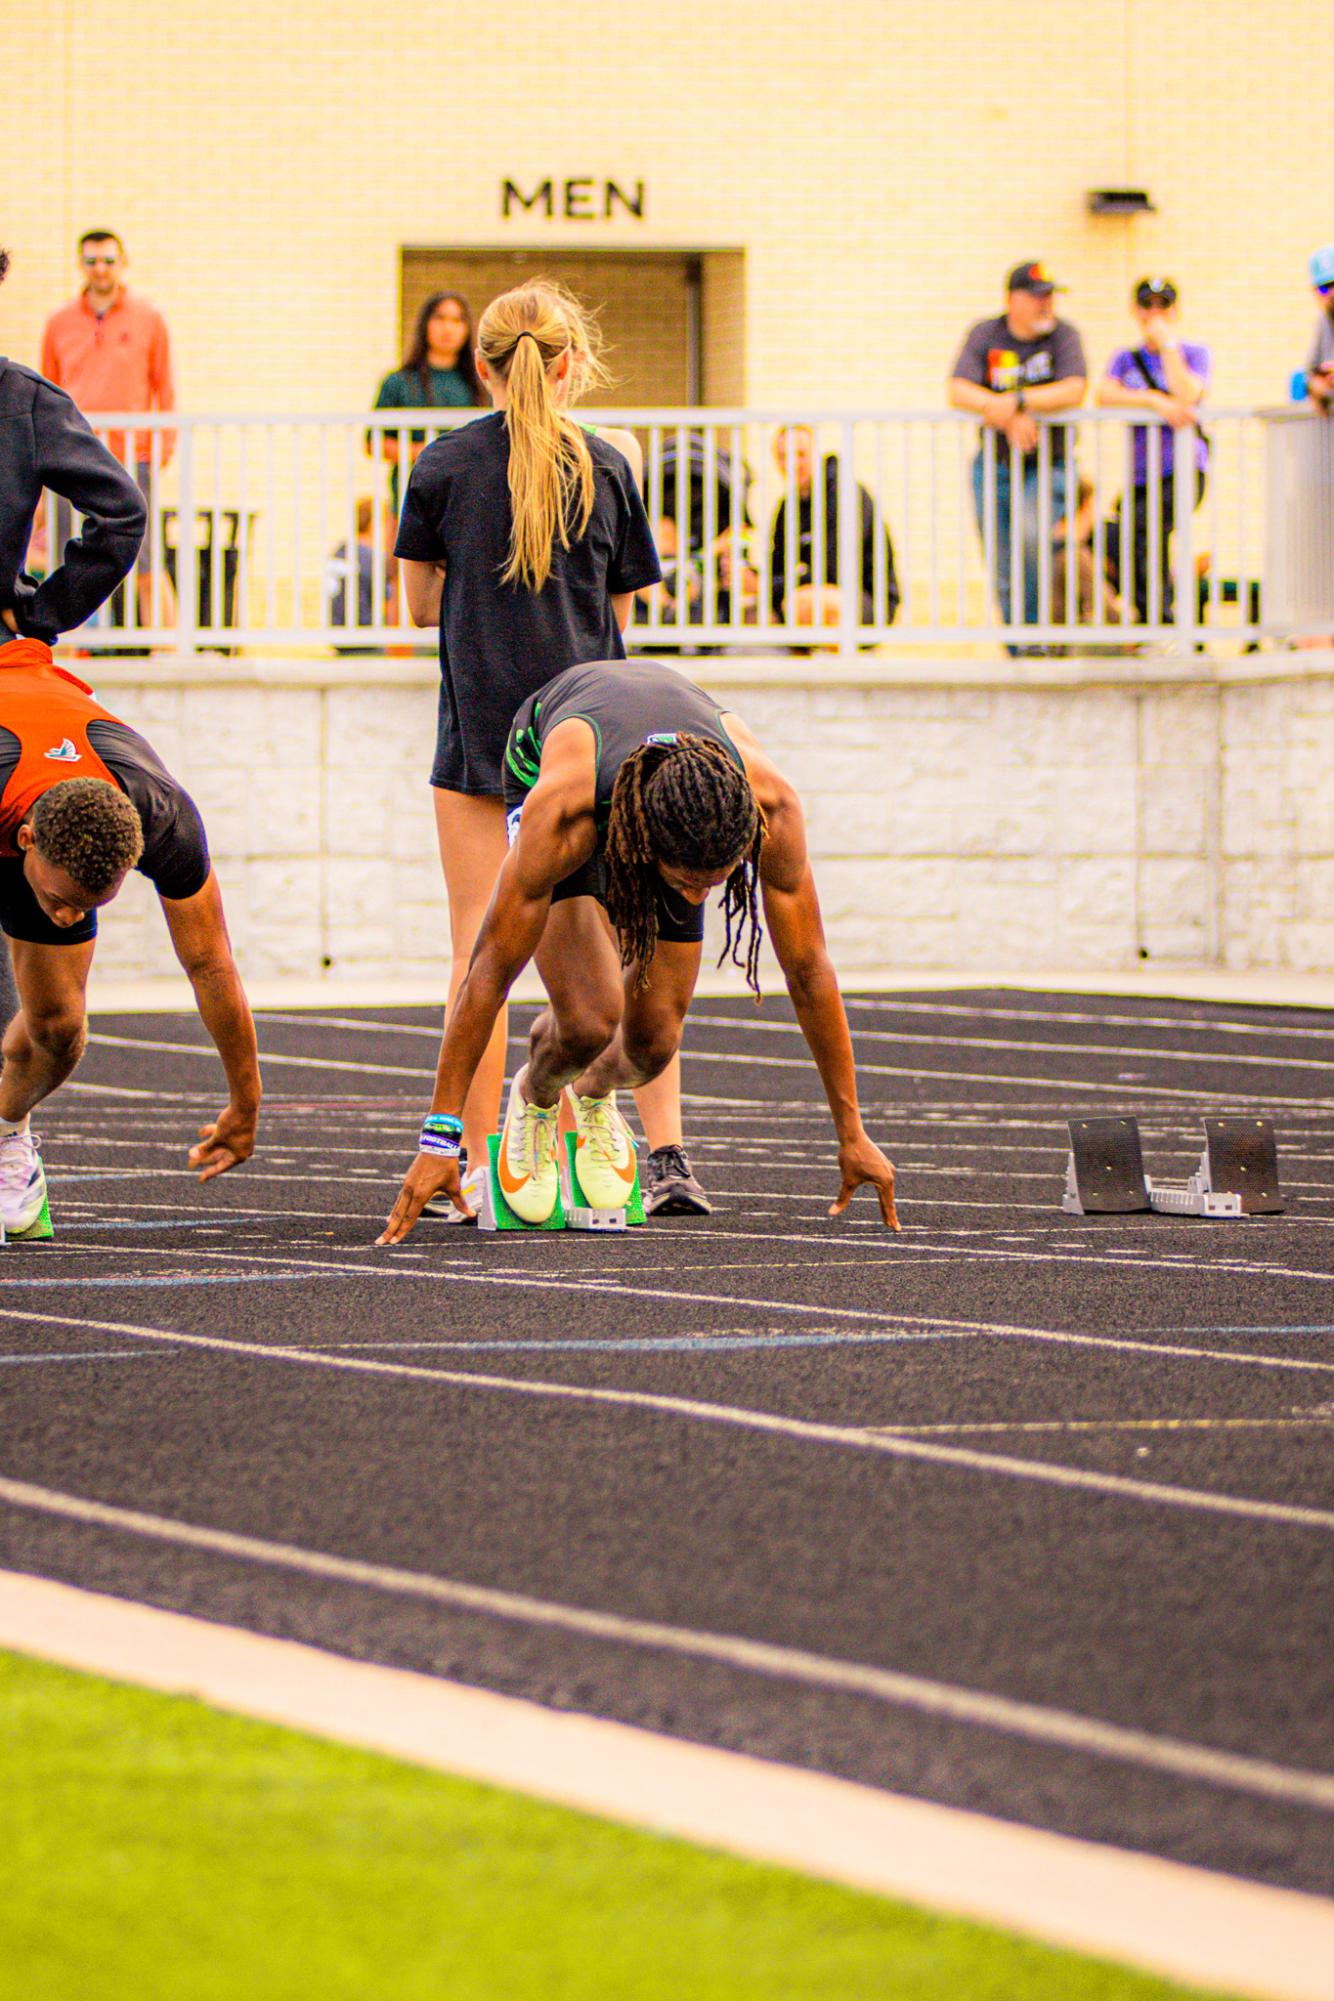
left=1303, top=246, right=1334, bottom=411
left=1096, top=278, right=1209, bottom=629
left=1051, top=477, right=1122, bottom=634
left=326, top=500, right=399, bottom=653
left=637, top=431, right=756, bottom=643
left=768, top=425, right=899, bottom=635
left=372, top=292, right=486, bottom=501
left=948, top=263, right=1086, bottom=652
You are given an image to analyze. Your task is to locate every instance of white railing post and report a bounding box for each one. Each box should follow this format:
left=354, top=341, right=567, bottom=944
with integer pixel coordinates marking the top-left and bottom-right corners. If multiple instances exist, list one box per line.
left=1173, top=422, right=1197, bottom=653
left=175, top=422, right=199, bottom=655
left=837, top=418, right=859, bottom=654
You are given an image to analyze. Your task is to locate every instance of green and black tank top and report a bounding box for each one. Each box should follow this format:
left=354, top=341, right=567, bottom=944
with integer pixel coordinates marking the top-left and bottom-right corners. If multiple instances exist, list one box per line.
left=503, top=661, right=743, bottom=840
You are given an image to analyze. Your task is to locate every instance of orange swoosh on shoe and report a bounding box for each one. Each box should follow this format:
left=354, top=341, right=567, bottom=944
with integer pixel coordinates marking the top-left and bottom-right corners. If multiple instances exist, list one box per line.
left=577, top=1135, right=638, bottom=1185
left=497, top=1145, right=532, bottom=1198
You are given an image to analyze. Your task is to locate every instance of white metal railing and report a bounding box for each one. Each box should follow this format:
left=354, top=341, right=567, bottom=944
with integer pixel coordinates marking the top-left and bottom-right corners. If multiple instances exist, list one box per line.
left=38, top=407, right=1334, bottom=655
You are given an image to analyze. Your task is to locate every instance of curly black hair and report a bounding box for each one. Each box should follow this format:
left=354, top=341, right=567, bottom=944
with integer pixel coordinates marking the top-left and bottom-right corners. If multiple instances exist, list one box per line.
left=603, top=735, right=766, bottom=995
left=30, top=778, right=143, bottom=896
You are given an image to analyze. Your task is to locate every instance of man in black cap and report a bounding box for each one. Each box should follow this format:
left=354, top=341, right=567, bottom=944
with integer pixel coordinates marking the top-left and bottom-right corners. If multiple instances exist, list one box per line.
left=949, top=262, right=1087, bottom=651
left=1097, top=278, right=1211, bottom=633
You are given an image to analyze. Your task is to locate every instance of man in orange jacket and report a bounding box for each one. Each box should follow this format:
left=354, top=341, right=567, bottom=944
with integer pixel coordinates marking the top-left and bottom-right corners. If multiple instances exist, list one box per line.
left=0, top=637, right=260, bottom=1235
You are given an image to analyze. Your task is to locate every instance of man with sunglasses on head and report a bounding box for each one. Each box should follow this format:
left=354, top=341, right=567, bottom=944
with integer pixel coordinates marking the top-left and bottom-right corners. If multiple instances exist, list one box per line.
left=1303, top=247, right=1334, bottom=412
left=41, top=231, right=176, bottom=632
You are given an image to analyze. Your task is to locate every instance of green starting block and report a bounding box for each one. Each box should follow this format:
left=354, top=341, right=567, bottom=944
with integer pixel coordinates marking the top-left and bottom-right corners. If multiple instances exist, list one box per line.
left=474, top=1129, right=645, bottom=1232
left=5, top=1194, right=54, bottom=1244
left=475, top=1133, right=567, bottom=1232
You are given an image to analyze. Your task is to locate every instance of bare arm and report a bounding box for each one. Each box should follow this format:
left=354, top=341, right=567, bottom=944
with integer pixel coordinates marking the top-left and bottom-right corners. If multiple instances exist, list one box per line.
left=378, top=725, right=599, bottom=1243
left=159, top=871, right=262, bottom=1179
left=949, top=378, right=1017, bottom=428
left=1022, top=376, right=1086, bottom=412
left=401, top=556, right=445, bottom=626
left=724, top=718, right=899, bottom=1227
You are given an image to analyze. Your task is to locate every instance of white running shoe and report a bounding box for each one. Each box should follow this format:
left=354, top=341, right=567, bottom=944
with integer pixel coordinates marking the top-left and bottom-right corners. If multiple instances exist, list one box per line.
left=0, top=1126, right=47, bottom=1235
left=566, top=1087, right=637, bottom=1211
left=422, top=1162, right=485, bottom=1224
left=496, top=1069, right=560, bottom=1224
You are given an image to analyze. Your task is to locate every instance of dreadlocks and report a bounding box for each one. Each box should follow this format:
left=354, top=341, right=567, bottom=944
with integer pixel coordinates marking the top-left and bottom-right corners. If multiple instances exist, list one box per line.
left=604, top=735, right=767, bottom=995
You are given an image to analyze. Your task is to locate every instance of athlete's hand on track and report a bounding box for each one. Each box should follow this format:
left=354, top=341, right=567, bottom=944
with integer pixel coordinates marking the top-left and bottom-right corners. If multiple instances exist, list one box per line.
left=377, top=1153, right=475, bottom=1245
left=189, top=1103, right=258, bottom=1181
left=830, top=1131, right=900, bottom=1230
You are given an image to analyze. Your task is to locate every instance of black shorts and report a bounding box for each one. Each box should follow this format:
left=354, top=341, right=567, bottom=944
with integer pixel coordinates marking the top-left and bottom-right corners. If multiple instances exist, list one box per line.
left=503, top=795, right=705, bottom=947
left=0, top=859, right=97, bottom=945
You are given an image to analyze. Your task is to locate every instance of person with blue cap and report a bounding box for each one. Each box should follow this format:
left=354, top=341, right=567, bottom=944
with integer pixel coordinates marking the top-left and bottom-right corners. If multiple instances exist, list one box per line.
left=1304, top=247, right=1334, bottom=410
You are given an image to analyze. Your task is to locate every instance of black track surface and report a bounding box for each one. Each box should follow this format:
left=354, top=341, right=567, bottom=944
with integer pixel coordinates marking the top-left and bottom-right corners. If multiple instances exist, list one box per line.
left=1, top=991, right=1332, bottom=1896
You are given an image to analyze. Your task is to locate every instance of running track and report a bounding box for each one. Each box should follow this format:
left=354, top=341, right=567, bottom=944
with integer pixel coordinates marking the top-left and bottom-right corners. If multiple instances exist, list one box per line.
left=1, top=990, right=1331, bottom=1896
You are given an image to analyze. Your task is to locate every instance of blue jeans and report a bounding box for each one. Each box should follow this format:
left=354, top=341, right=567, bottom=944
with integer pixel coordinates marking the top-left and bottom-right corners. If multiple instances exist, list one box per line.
left=972, top=453, right=1070, bottom=639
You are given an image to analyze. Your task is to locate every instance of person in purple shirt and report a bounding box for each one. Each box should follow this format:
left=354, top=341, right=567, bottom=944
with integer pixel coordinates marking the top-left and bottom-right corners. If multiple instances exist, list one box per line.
left=1096, top=278, right=1210, bottom=630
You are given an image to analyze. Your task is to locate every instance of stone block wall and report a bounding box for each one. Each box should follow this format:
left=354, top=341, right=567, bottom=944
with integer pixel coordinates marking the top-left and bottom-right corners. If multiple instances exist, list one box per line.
left=86, top=654, right=1334, bottom=987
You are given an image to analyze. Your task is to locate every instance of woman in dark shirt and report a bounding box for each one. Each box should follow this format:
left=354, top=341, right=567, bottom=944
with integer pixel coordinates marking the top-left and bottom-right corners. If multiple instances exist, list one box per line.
left=396, top=280, right=662, bottom=1193
left=373, top=292, right=487, bottom=501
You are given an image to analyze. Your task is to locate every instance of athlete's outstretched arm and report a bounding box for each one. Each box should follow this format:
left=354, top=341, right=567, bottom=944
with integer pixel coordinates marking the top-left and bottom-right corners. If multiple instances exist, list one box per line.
left=160, top=872, right=262, bottom=1179
left=750, top=773, right=898, bottom=1230
left=378, top=733, right=599, bottom=1244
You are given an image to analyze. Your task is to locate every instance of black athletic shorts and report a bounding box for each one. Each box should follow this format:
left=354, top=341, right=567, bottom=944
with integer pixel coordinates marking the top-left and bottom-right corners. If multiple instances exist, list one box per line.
left=0, top=858, right=97, bottom=945
left=503, top=797, right=705, bottom=947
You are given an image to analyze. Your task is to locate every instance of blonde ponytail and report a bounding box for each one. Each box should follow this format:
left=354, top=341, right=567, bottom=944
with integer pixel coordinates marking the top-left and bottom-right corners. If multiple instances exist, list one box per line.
left=477, top=280, right=609, bottom=592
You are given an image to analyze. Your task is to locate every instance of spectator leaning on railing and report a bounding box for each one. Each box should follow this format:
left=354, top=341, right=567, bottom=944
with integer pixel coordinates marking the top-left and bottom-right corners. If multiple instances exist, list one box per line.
left=948, top=262, right=1087, bottom=652
left=40, top=230, right=175, bottom=632
left=1303, top=246, right=1334, bottom=411
left=1096, top=277, right=1209, bottom=630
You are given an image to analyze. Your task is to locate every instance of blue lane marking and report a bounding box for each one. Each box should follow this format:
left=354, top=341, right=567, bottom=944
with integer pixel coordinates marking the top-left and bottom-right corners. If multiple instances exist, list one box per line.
left=0, top=1350, right=173, bottom=1367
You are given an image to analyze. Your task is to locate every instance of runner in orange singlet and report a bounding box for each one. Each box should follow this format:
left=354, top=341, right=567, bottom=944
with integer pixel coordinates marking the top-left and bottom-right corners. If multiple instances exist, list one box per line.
left=0, top=638, right=260, bottom=1235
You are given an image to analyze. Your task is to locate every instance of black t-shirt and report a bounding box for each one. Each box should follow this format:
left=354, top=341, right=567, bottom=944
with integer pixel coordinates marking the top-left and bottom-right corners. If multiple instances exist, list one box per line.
left=0, top=716, right=210, bottom=900
left=503, top=660, right=741, bottom=837
left=951, top=314, right=1087, bottom=462
left=396, top=413, right=663, bottom=795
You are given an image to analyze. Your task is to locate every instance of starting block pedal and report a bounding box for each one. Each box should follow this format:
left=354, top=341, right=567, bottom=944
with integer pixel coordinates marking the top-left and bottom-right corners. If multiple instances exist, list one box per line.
left=3, top=1195, right=53, bottom=1244
left=1147, top=1118, right=1283, bottom=1219
left=475, top=1133, right=566, bottom=1232
left=1063, top=1118, right=1151, bottom=1214
left=558, top=1132, right=646, bottom=1232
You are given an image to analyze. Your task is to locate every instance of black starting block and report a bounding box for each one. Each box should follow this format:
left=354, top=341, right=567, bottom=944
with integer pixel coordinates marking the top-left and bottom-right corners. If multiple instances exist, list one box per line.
left=1063, top=1118, right=1151, bottom=1214
left=1062, top=1116, right=1283, bottom=1219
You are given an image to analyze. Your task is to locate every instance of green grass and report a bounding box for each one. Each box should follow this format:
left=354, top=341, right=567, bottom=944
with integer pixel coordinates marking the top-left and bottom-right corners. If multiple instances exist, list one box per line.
left=0, top=1648, right=1239, bottom=2001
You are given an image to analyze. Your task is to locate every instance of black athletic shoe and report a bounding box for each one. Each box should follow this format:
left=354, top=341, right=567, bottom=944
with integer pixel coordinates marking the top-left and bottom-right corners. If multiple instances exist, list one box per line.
left=644, top=1144, right=712, bottom=1216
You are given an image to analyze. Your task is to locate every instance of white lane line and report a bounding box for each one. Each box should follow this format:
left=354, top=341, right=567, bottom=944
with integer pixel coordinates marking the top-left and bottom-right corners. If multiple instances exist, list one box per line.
left=5, top=1582, right=1334, bottom=2001
left=879, top=1417, right=1334, bottom=1437
left=687, top=1012, right=1334, bottom=1077
left=25, top=1238, right=1334, bottom=1376
left=1, top=1304, right=1332, bottom=1532
left=89, top=1034, right=431, bottom=1081
left=85, top=1030, right=1314, bottom=1106
left=844, top=996, right=1334, bottom=1042
left=1, top=1488, right=1332, bottom=1816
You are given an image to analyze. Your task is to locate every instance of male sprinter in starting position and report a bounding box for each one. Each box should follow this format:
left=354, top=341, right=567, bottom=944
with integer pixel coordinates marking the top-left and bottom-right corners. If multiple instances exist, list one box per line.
left=0, top=637, right=260, bottom=1234
left=379, top=659, right=897, bottom=1243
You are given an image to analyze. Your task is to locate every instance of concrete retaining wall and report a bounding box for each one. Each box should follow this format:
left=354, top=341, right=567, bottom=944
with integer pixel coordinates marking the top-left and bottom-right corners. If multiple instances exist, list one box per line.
left=81, top=652, right=1334, bottom=988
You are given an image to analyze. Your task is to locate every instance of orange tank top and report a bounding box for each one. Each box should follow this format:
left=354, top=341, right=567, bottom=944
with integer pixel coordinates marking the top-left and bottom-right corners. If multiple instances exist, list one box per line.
left=0, top=639, right=123, bottom=856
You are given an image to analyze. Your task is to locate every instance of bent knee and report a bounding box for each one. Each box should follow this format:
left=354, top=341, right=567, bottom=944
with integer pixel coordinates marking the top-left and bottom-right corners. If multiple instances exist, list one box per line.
left=622, top=1021, right=681, bottom=1080
left=27, top=1009, right=86, bottom=1067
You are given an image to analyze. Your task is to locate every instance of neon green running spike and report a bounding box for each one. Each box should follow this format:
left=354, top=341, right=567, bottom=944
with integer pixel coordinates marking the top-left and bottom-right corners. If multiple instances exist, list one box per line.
left=10, top=1194, right=53, bottom=1242
left=476, top=1133, right=565, bottom=1232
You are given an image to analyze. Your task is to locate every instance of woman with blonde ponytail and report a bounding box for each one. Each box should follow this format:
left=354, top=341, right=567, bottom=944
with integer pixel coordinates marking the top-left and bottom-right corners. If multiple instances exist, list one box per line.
left=395, top=279, right=669, bottom=1215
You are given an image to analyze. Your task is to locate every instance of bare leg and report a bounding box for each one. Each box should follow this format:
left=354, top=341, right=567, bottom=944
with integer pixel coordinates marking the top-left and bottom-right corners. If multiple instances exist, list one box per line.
left=526, top=898, right=624, bottom=1106
left=575, top=940, right=702, bottom=1100
left=0, top=939, right=95, bottom=1121
left=633, top=1056, right=684, bottom=1149
left=433, top=789, right=509, bottom=1164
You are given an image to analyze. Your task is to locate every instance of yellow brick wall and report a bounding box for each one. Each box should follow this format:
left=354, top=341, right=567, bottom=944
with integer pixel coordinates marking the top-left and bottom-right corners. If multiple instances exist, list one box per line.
left=3, top=0, right=1331, bottom=415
